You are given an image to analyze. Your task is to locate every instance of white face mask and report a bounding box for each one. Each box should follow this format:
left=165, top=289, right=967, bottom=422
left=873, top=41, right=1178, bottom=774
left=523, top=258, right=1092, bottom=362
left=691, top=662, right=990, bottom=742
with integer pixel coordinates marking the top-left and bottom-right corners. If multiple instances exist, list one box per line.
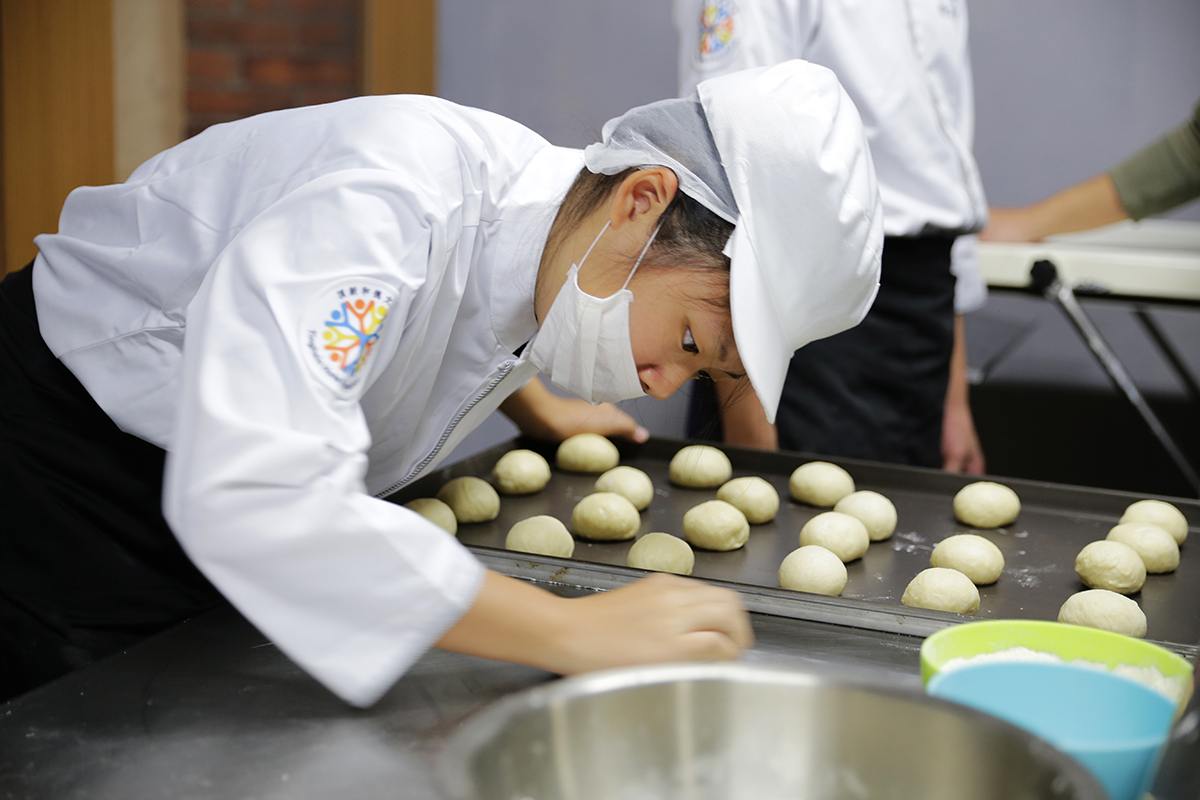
left=529, top=220, right=661, bottom=404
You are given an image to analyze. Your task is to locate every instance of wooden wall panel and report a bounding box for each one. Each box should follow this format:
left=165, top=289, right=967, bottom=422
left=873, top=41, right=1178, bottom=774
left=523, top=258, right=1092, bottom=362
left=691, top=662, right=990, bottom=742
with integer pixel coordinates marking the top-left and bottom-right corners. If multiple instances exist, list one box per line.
left=114, top=0, right=185, bottom=182
left=2, top=0, right=115, bottom=274
left=362, top=0, right=436, bottom=97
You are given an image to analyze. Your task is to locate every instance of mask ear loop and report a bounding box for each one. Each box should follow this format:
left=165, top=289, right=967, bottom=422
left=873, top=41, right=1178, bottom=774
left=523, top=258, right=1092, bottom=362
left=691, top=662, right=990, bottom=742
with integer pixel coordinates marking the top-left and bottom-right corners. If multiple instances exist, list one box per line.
left=576, top=220, right=612, bottom=270
left=621, top=218, right=665, bottom=291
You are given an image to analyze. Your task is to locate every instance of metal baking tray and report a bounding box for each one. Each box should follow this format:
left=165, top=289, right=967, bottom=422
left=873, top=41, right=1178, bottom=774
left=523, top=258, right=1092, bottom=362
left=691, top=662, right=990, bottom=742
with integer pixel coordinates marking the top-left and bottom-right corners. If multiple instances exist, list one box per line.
left=385, top=437, right=1200, bottom=656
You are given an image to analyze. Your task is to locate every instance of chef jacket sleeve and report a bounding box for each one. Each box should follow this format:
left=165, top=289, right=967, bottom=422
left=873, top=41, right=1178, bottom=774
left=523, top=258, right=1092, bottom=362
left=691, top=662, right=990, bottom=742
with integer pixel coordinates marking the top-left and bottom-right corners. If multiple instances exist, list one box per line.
left=950, top=234, right=987, bottom=314
left=162, top=169, right=485, bottom=707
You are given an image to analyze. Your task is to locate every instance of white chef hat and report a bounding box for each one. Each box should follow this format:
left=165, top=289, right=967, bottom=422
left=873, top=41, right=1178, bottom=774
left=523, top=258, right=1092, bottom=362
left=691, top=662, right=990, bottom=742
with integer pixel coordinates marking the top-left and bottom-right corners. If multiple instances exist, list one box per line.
left=583, top=60, right=883, bottom=423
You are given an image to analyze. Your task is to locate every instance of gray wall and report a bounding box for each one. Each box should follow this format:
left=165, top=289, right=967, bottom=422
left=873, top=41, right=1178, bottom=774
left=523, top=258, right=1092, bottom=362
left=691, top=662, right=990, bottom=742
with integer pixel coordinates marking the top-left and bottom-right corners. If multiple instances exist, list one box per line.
left=440, top=0, right=1199, bottom=217
left=969, top=0, right=1200, bottom=220
left=438, top=0, right=677, bottom=149
left=436, top=0, right=1200, bottom=461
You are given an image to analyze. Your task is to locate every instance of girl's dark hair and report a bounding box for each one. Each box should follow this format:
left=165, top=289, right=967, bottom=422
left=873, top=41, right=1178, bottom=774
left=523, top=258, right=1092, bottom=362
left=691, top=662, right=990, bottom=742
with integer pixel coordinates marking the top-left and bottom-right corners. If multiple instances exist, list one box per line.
left=547, top=167, right=736, bottom=308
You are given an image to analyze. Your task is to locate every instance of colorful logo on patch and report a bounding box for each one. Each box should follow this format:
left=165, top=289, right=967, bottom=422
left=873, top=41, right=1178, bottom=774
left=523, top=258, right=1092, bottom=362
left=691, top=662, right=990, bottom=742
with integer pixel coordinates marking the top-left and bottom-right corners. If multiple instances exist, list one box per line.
left=302, top=278, right=395, bottom=396
left=697, top=0, right=738, bottom=67
left=323, top=294, right=388, bottom=377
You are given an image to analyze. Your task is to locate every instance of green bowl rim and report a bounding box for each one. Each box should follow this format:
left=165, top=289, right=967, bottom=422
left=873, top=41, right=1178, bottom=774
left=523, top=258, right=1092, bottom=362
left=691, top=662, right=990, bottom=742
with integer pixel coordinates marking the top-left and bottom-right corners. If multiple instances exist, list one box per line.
left=920, top=619, right=1194, bottom=688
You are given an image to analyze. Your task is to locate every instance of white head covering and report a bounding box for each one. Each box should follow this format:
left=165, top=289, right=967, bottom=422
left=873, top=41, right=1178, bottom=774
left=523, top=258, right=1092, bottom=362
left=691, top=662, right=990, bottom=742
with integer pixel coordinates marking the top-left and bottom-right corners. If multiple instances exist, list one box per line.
left=583, top=60, right=883, bottom=423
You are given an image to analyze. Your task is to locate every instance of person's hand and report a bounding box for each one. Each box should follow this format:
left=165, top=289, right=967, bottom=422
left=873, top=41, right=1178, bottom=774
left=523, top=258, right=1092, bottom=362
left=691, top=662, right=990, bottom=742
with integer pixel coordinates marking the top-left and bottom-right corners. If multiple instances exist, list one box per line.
left=437, top=571, right=751, bottom=677
left=981, top=176, right=1128, bottom=243
left=941, top=400, right=986, bottom=475
left=550, top=573, right=753, bottom=674
left=541, top=396, right=649, bottom=443
left=500, top=377, right=649, bottom=443
left=979, top=206, right=1039, bottom=242
left=942, top=315, right=986, bottom=474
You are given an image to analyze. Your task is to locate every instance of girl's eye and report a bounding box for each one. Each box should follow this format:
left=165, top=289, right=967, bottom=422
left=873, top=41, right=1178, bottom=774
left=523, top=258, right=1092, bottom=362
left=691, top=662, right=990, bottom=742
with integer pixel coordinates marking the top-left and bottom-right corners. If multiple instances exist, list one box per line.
left=682, top=328, right=699, bottom=354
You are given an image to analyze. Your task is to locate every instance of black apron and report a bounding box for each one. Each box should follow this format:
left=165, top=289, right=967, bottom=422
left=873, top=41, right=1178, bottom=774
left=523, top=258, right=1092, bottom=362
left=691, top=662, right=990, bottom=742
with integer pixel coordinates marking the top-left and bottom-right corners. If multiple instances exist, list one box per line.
left=0, top=262, right=225, bottom=702
left=690, top=236, right=957, bottom=467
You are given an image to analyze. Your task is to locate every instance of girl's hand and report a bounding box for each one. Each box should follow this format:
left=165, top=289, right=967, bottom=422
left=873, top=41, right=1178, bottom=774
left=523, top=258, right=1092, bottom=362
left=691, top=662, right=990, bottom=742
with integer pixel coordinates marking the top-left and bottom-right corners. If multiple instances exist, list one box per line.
left=437, top=571, right=753, bottom=675
left=550, top=573, right=754, bottom=673
left=501, top=377, right=649, bottom=443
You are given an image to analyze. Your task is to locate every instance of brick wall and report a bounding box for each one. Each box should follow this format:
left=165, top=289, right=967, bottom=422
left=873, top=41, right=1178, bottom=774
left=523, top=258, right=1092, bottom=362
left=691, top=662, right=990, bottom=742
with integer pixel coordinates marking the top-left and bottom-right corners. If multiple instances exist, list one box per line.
left=187, top=0, right=360, bottom=138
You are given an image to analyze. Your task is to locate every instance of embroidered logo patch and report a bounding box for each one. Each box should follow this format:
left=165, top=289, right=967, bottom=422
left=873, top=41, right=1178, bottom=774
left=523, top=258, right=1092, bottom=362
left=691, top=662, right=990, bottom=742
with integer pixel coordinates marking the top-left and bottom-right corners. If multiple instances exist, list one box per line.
left=695, top=0, right=739, bottom=69
left=301, top=278, right=395, bottom=396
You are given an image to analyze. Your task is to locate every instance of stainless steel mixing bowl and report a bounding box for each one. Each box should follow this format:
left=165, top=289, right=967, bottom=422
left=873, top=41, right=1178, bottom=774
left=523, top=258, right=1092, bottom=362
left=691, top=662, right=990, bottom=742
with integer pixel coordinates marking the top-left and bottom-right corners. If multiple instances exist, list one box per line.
left=437, top=662, right=1106, bottom=800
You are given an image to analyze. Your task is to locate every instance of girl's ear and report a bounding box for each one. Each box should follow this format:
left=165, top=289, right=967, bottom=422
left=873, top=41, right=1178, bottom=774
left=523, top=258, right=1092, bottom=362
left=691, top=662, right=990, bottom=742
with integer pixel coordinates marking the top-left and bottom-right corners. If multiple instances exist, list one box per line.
left=610, top=168, right=679, bottom=228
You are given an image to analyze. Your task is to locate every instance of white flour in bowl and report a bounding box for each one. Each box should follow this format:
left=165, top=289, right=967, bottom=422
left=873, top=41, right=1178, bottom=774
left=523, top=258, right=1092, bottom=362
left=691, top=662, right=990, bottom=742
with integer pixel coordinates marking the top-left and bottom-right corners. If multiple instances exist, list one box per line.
left=939, top=646, right=1186, bottom=703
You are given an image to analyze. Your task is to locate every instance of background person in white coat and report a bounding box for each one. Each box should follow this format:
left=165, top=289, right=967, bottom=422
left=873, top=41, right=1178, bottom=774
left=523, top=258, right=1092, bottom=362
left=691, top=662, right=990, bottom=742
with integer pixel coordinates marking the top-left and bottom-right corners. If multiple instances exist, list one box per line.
left=677, top=0, right=989, bottom=473
left=0, top=61, right=881, bottom=705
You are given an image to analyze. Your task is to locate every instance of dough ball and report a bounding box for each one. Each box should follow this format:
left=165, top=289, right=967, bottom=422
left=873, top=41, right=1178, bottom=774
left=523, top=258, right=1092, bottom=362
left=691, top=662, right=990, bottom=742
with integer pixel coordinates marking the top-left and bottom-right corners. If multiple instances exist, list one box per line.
left=717, top=476, right=780, bottom=524
left=669, top=445, right=733, bottom=488
left=683, top=500, right=750, bottom=551
left=556, top=433, right=620, bottom=473
left=627, top=532, right=695, bottom=575
left=930, top=534, right=1005, bottom=585
left=436, top=476, right=500, bottom=523
left=953, top=481, right=1021, bottom=528
left=491, top=449, right=552, bottom=495
left=901, top=568, right=980, bottom=614
left=594, top=466, right=654, bottom=511
left=505, top=515, right=575, bottom=558
left=789, top=461, right=855, bottom=507
left=798, top=511, right=869, bottom=563
left=778, top=545, right=848, bottom=596
left=1075, top=540, right=1146, bottom=594
left=570, top=492, right=640, bottom=541
left=834, top=490, right=897, bottom=541
left=1119, top=499, right=1188, bottom=545
left=1106, top=523, right=1180, bottom=574
left=404, top=497, right=457, bottom=535
left=1058, top=589, right=1147, bottom=638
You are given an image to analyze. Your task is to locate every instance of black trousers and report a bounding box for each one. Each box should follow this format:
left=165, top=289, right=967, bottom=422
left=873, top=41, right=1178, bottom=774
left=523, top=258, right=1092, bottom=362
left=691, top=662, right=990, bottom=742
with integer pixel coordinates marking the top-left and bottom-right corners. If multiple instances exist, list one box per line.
left=691, top=236, right=957, bottom=467
left=0, top=263, right=224, bottom=702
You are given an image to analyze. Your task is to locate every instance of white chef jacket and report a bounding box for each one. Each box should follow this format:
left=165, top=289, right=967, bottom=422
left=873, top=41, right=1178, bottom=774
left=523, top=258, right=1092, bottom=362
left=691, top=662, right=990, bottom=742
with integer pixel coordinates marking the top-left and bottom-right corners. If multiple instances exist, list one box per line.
left=676, top=0, right=988, bottom=313
left=32, top=95, right=584, bottom=706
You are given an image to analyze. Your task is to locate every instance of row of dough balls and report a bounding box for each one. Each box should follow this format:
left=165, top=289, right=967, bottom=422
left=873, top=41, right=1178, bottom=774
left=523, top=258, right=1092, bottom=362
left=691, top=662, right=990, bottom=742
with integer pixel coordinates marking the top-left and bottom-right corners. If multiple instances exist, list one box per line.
left=673, top=450, right=900, bottom=595
left=416, top=445, right=1022, bottom=612
left=897, top=497, right=1189, bottom=618
left=898, top=534, right=1008, bottom=614
left=1060, top=499, right=1189, bottom=638
left=592, top=453, right=901, bottom=596
left=791, top=461, right=1022, bottom=532
left=778, top=461, right=898, bottom=596
left=893, top=480, right=1021, bottom=614
left=507, top=443, right=799, bottom=575
left=402, top=437, right=624, bottom=535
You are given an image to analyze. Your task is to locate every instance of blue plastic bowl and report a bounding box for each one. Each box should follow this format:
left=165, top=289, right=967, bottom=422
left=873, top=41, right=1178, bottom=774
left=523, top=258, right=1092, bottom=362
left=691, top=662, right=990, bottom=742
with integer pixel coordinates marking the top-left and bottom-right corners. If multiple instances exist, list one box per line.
left=927, top=662, right=1177, bottom=800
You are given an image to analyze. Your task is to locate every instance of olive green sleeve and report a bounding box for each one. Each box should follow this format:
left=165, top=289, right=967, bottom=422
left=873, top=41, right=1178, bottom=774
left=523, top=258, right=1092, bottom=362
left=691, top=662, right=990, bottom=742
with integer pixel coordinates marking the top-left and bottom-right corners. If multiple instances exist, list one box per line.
left=1109, top=100, right=1200, bottom=220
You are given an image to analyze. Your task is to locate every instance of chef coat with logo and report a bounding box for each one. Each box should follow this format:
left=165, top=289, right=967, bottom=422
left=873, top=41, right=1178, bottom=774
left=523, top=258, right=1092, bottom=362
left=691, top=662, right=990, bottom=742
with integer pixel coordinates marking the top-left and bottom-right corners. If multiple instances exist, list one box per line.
left=676, top=0, right=989, bottom=312
left=32, top=95, right=583, bottom=706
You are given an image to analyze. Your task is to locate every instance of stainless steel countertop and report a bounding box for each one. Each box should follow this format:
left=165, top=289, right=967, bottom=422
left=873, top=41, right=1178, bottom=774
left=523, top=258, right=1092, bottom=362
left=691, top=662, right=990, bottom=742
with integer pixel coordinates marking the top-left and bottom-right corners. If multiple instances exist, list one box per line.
left=0, top=603, right=924, bottom=799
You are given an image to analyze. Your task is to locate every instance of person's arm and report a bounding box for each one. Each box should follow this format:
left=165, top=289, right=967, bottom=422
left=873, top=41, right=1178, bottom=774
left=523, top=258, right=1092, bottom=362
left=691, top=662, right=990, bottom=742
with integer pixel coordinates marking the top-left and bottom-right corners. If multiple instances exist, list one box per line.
left=499, top=376, right=649, bottom=443
left=715, top=379, right=778, bottom=450
left=983, top=101, right=1200, bottom=242
left=164, top=174, right=495, bottom=708
left=941, top=314, right=986, bottom=474
left=981, top=173, right=1127, bottom=243
left=436, top=570, right=753, bottom=673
